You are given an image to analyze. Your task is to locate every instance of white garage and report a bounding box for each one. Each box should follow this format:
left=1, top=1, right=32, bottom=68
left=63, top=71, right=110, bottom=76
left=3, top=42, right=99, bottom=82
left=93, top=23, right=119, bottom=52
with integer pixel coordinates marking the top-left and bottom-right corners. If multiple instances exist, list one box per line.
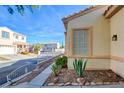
left=0, top=45, right=16, bottom=55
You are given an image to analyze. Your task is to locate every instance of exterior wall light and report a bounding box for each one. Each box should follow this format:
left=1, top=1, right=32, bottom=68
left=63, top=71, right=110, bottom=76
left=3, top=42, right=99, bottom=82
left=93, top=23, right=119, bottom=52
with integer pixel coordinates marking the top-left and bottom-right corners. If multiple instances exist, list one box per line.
left=112, top=34, right=117, bottom=41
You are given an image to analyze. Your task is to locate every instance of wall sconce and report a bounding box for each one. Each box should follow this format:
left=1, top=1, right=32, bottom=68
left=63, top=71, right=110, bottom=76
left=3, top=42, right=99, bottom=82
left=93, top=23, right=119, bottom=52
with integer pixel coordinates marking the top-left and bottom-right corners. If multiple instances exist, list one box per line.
left=112, top=34, right=117, bottom=41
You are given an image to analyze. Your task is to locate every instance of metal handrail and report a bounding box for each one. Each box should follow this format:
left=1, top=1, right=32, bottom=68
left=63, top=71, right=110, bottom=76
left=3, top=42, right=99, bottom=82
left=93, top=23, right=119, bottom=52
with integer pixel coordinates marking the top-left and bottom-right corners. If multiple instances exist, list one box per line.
left=7, top=63, right=36, bottom=82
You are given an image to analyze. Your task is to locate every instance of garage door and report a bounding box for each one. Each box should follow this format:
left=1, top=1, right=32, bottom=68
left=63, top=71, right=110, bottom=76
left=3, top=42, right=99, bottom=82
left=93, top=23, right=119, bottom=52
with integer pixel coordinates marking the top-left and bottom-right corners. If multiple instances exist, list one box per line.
left=0, top=45, right=15, bottom=55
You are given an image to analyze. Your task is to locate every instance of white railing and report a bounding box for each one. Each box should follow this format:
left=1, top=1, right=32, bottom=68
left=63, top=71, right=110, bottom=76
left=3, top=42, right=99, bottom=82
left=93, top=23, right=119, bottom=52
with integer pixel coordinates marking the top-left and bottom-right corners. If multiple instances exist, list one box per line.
left=6, top=63, right=36, bottom=82
left=0, top=63, right=36, bottom=87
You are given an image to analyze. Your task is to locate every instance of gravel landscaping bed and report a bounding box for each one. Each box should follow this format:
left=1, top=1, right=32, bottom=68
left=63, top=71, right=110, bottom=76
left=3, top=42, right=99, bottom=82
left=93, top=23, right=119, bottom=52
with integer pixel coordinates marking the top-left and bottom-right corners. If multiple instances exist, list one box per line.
left=44, top=68, right=124, bottom=86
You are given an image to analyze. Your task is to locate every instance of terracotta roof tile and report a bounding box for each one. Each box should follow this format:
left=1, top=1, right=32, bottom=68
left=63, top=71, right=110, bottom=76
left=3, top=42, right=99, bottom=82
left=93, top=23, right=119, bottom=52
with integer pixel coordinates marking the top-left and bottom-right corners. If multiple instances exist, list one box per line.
left=103, top=5, right=113, bottom=16
left=104, top=5, right=124, bottom=18
left=62, top=5, right=108, bottom=30
left=62, top=5, right=107, bottom=22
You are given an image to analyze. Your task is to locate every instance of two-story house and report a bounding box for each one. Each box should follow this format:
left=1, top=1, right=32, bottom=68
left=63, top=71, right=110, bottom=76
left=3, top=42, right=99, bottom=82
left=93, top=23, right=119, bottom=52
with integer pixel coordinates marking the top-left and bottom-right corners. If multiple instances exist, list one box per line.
left=0, top=27, right=28, bottom=55
left=41, top=42, right=60, bottom=52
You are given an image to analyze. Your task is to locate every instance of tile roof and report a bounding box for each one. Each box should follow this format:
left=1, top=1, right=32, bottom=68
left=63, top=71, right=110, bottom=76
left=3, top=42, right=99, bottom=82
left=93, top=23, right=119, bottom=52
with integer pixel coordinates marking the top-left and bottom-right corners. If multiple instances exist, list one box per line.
left=62, top=5, right=107, bottom=22
left=62, top=5, right=107, bottom=30
left=104, top=5, right=124, bottom=18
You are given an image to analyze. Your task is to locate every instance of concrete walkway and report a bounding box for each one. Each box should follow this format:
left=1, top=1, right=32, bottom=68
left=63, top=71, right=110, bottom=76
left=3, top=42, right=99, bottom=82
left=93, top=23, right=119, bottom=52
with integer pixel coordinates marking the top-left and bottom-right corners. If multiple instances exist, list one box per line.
left=29, top=65, right=52, bottom=87
left=8, top=65, right=52, bottom=88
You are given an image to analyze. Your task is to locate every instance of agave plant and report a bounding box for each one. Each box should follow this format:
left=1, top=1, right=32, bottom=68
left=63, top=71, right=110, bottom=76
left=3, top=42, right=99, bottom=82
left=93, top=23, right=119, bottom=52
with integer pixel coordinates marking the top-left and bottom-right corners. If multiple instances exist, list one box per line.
left=73, top=59, right=87, bottom=78
left=51, top=64, right=61, bottom=76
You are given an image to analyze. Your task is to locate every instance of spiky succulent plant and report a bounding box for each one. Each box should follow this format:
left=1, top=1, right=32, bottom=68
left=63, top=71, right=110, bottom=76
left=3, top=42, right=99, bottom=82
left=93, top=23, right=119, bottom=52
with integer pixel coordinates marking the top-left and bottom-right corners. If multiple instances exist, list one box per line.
left=73, top=59, right=87, bottom=77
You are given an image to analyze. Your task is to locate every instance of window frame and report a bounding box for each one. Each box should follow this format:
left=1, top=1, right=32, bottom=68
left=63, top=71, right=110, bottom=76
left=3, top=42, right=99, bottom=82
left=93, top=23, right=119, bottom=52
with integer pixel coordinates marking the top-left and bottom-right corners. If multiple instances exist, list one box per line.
left=1, top=31, right=10, bottom=39
left=15, top=35, right=19, bottom=39
left=70, top=27, right=93, bottom=57
left=22, top=36, right=24, bottom=40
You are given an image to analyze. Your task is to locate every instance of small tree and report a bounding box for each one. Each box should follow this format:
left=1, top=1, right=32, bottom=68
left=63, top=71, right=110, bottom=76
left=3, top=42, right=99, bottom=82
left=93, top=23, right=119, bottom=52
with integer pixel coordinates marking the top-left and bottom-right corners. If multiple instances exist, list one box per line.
left=34, top=43, right=42, bottom=54
left=60, top=42, right=64, bottom=49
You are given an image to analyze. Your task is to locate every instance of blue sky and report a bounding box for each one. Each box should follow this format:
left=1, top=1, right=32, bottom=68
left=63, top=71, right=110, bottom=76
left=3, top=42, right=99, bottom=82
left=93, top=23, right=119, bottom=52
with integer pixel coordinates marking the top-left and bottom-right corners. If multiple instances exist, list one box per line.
left=0, top=5, right=90, bottom=44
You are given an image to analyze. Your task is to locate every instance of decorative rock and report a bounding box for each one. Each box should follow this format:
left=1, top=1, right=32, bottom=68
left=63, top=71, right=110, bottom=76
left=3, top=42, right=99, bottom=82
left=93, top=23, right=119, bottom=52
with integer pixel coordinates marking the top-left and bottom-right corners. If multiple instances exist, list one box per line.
left=96, top=82, right=103, bottom=85
left=48, top=83, right=54, bottom=86
left=71, top=82, right=79, bottom=86
left=99, top=72, right=104, bottom=75
left=91, top=82, right=96, bottom=85
left=53, top=77, right=59, bottom=84
left=104, top=82, right=110, bottom=85
left=77, top=78, right=85, bottom=85
left=63, top=76, right=69, bottom=83
left=112, top=82, right=118, bottom=84
left=85, top=82, right=90, bottom=86
left=64, top=82, right=71, bottom=86
left=107, top=73, right=112, bottom=78
left=119, top=81, right=124, bottom=84
left=57, top=83, right=64, bottom=86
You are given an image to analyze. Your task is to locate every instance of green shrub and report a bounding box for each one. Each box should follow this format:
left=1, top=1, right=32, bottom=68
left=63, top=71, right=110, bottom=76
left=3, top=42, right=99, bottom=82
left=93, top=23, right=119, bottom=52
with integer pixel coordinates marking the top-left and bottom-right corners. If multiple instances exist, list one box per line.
left=21, top=52, right=29, bottom=55
left=51, top=64, right=62, bottom=76
left=55, top=56, right=67, bottom=68
left=73, top=59, right=87, bottom=77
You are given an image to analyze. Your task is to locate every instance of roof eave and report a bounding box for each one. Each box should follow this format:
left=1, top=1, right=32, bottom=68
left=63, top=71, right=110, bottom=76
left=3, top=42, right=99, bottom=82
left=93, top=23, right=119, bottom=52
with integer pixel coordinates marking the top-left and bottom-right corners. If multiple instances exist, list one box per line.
left=62, top=5, right=107, bottom=30
left=104, top=5, right=124, bottom=19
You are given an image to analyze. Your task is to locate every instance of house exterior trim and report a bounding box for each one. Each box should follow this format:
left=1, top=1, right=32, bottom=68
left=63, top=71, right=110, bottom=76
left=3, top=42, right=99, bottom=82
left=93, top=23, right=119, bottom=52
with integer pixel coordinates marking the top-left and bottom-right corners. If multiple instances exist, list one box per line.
left=64, top=32, right=67, bottom=55
left=67, top=55, right=124, bottom=62
left=111, top=56, right=124, bottom=62
left=67, top=55, right=110, bottom=59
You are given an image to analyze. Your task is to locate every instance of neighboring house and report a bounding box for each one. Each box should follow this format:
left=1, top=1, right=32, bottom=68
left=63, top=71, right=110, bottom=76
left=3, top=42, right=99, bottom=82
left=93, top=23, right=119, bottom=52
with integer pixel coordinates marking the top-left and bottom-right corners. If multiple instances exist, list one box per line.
left=41, top=42, right=60, bottom=52
left=28, top=44, right=35, bottom=53
left=0, top=27, right=28, bottom=55
left=62, top=5, right=124, bottom=78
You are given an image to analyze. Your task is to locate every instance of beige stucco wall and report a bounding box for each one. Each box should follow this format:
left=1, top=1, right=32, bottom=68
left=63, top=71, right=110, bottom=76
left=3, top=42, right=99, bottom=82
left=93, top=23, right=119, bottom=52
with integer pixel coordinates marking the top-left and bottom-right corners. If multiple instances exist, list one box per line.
left=67, top=6, right=110, bottom=56
left=66, top=6, right=111, bottom=69
left=111, top=60, right=124, bottom=78
left=68, top=58, right=110, bottom=70
left=110, top=8, right=124, bottom=78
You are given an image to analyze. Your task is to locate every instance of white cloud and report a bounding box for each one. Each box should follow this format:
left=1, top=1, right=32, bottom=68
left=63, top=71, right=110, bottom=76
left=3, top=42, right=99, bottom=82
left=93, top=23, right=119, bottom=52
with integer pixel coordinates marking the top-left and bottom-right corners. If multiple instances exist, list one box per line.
left=28, top=30, right=63, bottom=38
